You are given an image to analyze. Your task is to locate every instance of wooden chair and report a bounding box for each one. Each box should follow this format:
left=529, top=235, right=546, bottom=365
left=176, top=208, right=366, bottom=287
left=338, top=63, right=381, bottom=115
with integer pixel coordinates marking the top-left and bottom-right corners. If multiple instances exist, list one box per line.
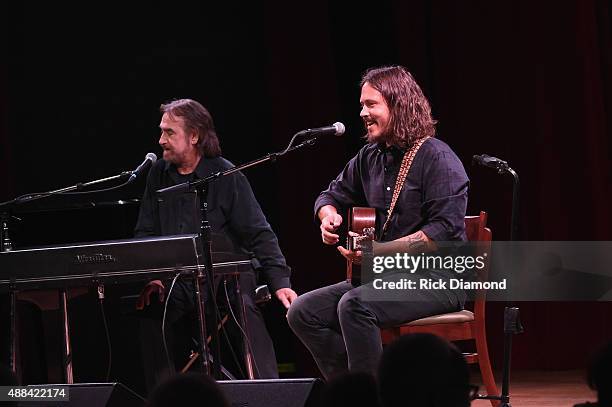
left=380, top=211, right=498, bottom=406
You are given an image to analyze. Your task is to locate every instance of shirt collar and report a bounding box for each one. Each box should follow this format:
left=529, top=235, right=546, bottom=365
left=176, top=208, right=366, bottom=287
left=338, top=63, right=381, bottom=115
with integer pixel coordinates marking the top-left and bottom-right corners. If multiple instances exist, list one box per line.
left=164, top=155, right=209, bottom=181
left=376, top=142, right=406, bottom=156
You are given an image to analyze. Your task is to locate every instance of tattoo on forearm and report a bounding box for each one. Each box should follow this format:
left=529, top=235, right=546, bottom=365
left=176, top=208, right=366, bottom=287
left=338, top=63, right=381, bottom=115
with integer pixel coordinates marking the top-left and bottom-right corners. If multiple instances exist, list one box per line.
left=405, top=231, right=428, bottom=252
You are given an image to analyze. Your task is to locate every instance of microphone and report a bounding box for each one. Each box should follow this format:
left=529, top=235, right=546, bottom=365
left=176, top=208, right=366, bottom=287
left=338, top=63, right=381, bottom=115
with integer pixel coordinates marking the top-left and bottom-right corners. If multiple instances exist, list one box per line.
left=129, top=153, right=157, bottom=181
left=472, top=154, right=509, bottom=172
left=297, top=122, right=346, bottom=137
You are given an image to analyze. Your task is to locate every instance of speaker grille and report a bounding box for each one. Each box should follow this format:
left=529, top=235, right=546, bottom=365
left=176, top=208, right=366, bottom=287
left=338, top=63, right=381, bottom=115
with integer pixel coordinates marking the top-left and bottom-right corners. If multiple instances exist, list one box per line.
left=218, top=378, right=323, bottom=407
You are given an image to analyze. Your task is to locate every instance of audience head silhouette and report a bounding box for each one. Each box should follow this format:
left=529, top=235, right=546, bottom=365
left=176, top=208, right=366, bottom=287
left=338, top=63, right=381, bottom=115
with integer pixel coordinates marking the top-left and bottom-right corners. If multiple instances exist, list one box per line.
left=147, top=372, right=229, bottom=407
left=378, top=333, right=472, bottom=407
left=322, top=371, right=380, bottom=407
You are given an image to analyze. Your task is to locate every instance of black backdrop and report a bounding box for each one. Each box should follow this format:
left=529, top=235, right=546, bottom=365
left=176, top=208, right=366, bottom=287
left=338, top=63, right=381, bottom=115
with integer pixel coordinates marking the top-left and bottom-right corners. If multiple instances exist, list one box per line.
left=2, top=0, right=612, bottom=385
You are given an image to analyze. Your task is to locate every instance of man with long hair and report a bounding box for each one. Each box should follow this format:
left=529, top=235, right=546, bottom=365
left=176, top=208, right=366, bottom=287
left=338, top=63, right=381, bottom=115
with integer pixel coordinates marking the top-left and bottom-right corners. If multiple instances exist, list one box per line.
left=287, top=66, right=469, bottom=378
left=135, top=99, right=297, bottom=385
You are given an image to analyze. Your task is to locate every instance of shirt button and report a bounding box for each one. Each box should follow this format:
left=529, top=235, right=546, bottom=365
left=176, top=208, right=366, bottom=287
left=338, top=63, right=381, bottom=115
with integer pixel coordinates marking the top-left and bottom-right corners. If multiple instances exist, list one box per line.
left=386, top=186, right=391, bottom=191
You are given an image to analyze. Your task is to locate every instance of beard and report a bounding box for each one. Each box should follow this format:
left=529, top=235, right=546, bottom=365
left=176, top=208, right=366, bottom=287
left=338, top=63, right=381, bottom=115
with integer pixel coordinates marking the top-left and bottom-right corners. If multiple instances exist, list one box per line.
left=365, top=126, right=390, bottom=144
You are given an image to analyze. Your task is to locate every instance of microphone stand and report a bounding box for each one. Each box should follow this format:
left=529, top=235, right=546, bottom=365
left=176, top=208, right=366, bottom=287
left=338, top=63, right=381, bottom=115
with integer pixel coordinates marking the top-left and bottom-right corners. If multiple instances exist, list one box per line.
left=472, top=156, right=523, bottom=407
left=499, top=165, right=521, bottom=407
left=156, top=132, right=322, bottom=379
left=0, top=169, right=135, bottom=381
left=0, top=171, right=133, bottom=209
left=506, top=167, right=519, bottom=242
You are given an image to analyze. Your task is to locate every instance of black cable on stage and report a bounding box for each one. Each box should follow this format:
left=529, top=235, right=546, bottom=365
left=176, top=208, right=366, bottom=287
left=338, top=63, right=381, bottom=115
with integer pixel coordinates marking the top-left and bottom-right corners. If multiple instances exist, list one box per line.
left=97, top=284, right=112, bottom=382
left=224, top=279, right=260, bottom=378
left=162, top=273, right=181, bottom=372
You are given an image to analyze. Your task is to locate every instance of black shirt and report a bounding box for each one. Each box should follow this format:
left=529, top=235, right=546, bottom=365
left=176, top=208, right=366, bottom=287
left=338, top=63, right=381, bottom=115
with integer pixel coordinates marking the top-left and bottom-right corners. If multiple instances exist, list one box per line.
left=314, top=137, right=469, bottom=242
left=135, top=156, right=291, bottom=293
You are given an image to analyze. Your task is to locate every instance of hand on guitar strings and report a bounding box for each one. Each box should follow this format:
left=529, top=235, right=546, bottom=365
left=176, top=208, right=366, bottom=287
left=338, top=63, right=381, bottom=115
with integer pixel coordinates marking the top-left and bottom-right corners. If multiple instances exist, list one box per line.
left=338, top=231, right=363, bottom=264
left=320, top=212, right=344, bottom=245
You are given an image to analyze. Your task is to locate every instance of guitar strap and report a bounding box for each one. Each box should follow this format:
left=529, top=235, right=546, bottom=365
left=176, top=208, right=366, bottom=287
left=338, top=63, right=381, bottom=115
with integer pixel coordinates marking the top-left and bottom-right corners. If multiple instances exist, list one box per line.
left=381, top=136, right=430, bottom=237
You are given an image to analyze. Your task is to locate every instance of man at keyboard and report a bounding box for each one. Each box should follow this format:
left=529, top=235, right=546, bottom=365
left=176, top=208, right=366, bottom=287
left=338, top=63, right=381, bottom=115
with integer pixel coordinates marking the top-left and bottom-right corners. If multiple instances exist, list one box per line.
left=134, top=98, right=297, bottom=382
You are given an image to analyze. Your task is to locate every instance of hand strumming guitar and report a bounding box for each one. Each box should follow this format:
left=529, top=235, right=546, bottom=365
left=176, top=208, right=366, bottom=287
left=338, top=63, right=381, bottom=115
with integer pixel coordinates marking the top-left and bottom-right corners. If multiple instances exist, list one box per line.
left=318, top=204, right=343, bottom=245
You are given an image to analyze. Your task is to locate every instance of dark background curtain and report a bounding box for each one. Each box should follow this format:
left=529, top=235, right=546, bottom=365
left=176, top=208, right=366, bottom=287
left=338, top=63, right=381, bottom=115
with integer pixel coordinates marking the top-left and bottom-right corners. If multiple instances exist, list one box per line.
left=1, top=0, right=611, bottom=383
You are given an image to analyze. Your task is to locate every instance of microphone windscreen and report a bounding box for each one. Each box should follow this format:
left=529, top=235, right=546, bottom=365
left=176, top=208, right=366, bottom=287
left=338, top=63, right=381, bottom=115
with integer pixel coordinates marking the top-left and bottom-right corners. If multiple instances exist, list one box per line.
left=146, top=152, right=158, bottom=163
left=333, top=122, right=346, bottom=136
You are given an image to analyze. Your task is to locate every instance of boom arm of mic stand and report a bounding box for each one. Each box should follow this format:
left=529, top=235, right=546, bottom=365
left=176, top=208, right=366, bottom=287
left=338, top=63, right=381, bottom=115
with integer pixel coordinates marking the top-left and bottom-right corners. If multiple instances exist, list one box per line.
left=157, top=132, right=322, bottom=196
left=0, top=171, right=132, bottom=207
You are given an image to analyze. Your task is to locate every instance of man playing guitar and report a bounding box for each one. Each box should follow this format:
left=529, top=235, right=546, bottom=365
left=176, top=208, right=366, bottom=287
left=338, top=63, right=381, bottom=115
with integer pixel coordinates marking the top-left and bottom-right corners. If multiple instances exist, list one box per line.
left=287, top=66, right=469, bottom=379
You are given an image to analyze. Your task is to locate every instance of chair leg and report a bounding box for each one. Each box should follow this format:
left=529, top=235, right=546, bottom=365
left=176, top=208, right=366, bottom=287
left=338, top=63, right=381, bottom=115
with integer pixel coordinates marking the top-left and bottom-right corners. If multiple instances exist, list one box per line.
left=473, top=317, right=499, bottom=407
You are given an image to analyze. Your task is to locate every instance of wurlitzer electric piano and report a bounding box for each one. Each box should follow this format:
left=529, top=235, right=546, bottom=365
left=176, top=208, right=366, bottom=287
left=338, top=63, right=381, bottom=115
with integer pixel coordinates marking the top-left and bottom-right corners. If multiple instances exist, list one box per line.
left=1, top=193, right=253, bottom=391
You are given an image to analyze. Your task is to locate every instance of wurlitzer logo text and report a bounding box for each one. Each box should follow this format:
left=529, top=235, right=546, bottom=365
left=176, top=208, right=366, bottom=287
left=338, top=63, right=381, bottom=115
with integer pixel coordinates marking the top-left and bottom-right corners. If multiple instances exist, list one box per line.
left=73, top=253, right=117, bottom=265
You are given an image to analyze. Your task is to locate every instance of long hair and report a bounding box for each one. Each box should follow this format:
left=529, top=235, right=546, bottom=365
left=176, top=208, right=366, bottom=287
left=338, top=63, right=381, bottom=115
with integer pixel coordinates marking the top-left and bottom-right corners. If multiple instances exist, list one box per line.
left=160, top=99, right=222, bottom=158
left=360, top=66, right=436, bottom=148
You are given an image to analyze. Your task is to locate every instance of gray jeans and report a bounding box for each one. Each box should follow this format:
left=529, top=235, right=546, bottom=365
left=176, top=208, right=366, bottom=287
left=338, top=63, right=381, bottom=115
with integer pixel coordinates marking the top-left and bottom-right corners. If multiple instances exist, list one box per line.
left=287, top=275, right=463, bottom=379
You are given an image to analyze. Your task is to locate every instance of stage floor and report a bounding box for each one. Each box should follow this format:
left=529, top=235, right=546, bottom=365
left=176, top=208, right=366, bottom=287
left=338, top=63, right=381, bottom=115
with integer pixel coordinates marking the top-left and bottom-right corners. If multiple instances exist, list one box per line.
left=471, top=369, right=596, bottom=406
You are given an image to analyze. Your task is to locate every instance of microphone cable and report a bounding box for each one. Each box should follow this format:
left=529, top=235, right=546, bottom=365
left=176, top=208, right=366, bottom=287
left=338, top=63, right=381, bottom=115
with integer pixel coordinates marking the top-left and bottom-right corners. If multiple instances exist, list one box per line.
left=161, top=272, right=182, bottom=372
left=62, top=180, right=133, bottom=195
left=223, top=279, right=261, bottom=378
left=213, top=278, right=246, bottom=379
left=96, top=283, right=112, bottom=382
left=62, top=179, right=133, bottom=195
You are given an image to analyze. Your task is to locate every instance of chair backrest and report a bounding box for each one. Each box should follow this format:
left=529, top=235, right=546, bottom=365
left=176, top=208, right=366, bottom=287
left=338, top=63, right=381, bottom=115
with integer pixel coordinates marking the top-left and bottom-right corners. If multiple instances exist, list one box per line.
left=464, top=211, right=492, bottom=299
left=465, top=211, right=490, bottom=243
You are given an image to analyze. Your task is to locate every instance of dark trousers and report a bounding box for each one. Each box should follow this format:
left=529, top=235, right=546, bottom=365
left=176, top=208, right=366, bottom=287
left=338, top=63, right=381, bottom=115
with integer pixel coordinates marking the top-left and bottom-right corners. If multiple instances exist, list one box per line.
left=287, top=274, right=464, bottom=380
left=140, top=271, right=278, bottom=393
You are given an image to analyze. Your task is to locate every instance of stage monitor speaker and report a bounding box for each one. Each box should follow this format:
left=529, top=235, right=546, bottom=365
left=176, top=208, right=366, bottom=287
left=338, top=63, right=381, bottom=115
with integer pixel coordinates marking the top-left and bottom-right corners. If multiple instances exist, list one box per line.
left=24, top=382, right=145, bottom=406
left=217, top=378, right=322, bottom=407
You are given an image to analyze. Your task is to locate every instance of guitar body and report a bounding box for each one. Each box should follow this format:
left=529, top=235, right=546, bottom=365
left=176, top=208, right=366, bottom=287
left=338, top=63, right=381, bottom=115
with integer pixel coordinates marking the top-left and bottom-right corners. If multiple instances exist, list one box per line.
left=346, top=207, right=376, bottom=286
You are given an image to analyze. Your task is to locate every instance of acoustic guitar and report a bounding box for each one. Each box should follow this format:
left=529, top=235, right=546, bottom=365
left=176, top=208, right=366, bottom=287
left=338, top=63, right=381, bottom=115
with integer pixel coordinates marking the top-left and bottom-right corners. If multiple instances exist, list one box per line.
left=346, top=207, right=376, bottom=286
